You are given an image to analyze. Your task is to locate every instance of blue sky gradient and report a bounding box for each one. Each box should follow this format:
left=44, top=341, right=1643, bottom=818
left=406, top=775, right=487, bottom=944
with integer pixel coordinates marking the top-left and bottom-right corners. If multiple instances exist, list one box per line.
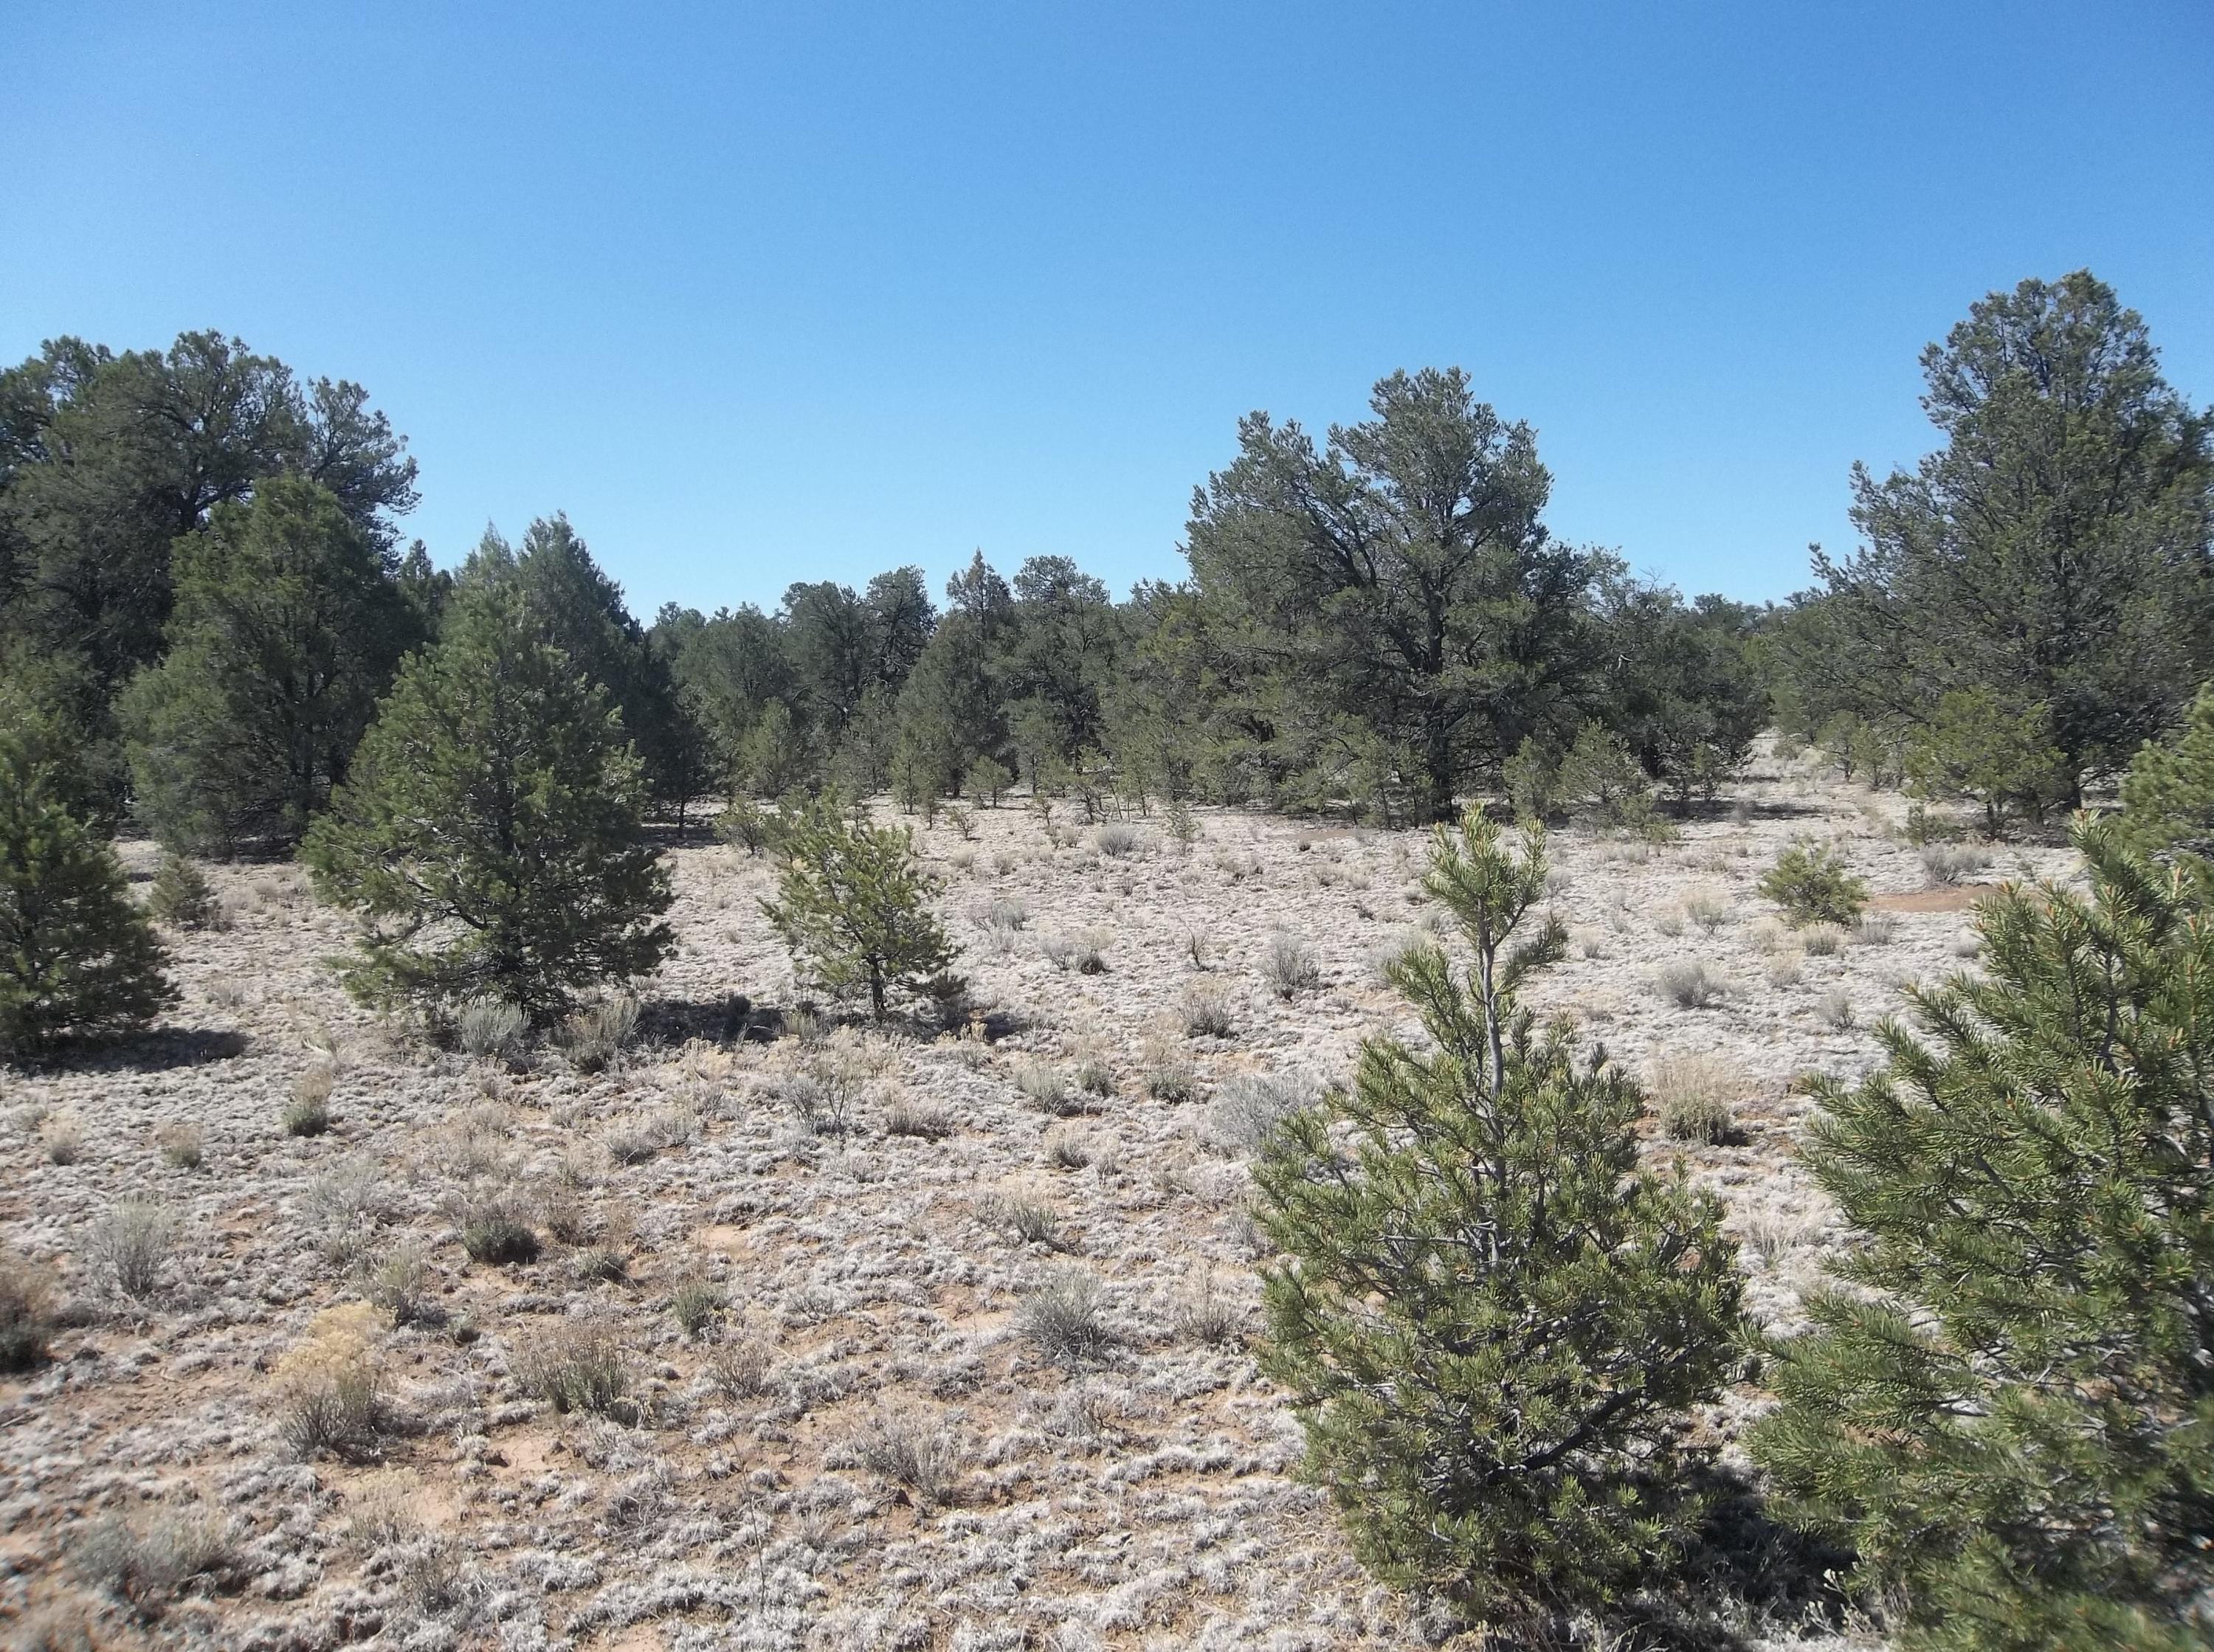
left=4, top=1, right=2209, bottom=615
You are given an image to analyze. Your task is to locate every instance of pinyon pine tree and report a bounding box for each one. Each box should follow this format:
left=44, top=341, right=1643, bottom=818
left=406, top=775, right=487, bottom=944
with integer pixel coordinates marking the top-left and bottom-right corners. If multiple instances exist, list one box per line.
left=0, top=730, right=175, bottom=1055
left=762, top=790, right=954, bottom=1020
left=1752, top=817, right=2214, bottom=1651
left=303, top=585, right=673, bottom=1024
left=1253, top=807, right=1746, bottom=1628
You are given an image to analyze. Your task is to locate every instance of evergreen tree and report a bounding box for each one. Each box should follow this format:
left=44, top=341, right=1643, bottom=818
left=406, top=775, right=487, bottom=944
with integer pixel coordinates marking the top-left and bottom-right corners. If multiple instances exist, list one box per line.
left=301, top=584, right=673, bottom=1023
left=762, top=791, right=955, bottom=1021
left=1254, top=808, right=1746, bottom=1625
left=1752, top=818, right=2214, bottom=1650
left=1779, top=272, right=2213, bottom=798
left=1903, top=687, right=2066, bottom=835
left=1186, top=369, right=1606, bottom=820
left=0, top=729, right=175, bottom=1056
left=120, top=477, right=419, bottom=854
left=2116, top=683, right=2214, bottom=863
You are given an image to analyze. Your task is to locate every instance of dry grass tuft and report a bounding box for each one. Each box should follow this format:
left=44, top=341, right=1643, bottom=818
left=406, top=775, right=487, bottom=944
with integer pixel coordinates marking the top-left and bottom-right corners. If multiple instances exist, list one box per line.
left=1647, top=1053, right=1738, bottom=1144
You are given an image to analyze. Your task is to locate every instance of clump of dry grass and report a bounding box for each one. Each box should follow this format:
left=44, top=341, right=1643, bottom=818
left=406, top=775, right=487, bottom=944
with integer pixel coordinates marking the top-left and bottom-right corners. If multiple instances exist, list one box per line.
left=1017, top=1268, right=1114, bottom=1367
left=86, top=1200, right=176, bottom=1301
left=1646, top=1053, right=1737, bottom=1144
left=980, top=1191, right=1069, bottom=1251
left=559, top=992, right=641, bottom=1073
left=667, top=1276, right=726, bottom=1338
left=1170, top=1274, right=1245, bottom=1347
left=707, top=1337, right=775, bottom=1402
left=515, top=1317, right=632, bottom=1416
left=1800, top=922, right=1848, bottom=956
left=1044, top=1126, right=1093, bottom=1170
left=72, top=1506, right=242, bottom=1620
left=275, top=1302, right=390, bottom=1459
left=0, top=1246, right=57, bottom=1371
left=447, top=1187, right=539, bottom=1265
left=39, top=1112, right=84, bottom=1165
left=849, top=1409, right=964, bottom=1504
left=457, top=997, right=528, bottom=1061
left=1259, top=931, right=1321, bottom=1000
left=283, top=1063, right=335, bottom=1136
left=1817, top=988, right=1856, bottom=1031
left=1656, top=960, right=1727, bottom=1009
left=1682, top=888, right=1734, bottom=935
left=363, top=1243, right=434, bottom=1326
left=1182, top=984, right=1235, bottom=1039
left=154, top=1122, right=203, bottom=1169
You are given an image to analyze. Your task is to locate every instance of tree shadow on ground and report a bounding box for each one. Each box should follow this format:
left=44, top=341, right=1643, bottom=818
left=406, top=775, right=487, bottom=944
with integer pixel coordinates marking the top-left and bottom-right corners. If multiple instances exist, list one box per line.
left=9, top=1025, right=253, bottom=1076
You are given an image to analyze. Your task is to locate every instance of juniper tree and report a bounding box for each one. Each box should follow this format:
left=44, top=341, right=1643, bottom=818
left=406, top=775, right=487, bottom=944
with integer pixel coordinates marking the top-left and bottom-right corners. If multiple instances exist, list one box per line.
left=1252, top=807, right=1746, bottom=1627
left=301, top=584, right=673, bottom=1024
left=2116, top=682, right=2214, bottom=863
left=0, top=729, right=175, bottom=1055
left=762, top=791, right=954, bottom=1021
left=120, top=477, right=418, bottom=854
left=1752, top=818, right=2214, bottom=1651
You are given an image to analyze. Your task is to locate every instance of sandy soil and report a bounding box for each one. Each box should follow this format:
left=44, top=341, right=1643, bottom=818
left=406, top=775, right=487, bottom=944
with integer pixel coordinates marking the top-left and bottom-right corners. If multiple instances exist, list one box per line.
left=0, top=744, right=2075, bottom=1650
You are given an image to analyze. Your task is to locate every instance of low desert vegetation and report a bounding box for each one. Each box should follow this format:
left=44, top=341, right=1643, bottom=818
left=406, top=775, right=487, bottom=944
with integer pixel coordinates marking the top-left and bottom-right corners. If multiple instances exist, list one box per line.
left=1759, top=839, right=1871, bottom=928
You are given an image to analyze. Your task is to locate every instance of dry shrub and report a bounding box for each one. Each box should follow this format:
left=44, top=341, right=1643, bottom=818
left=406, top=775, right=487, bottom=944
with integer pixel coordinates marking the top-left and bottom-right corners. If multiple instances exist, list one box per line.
left=1199, top=1071, right=1315, bottom=1156
left=1647, top=1053, right=1737, bottom=1144
left=86, top=1200, right=175, bottom=1301
left=668, top=1276, right=726, bottom=1338
left=1044, top=1126, right=1092, bottom=1170
left=1800, top=922, right=1848, bottom=956
left=1260, top=931, right=1322, bottom=1000
left=364, top=1243, right=433, bottom=1326
left=708, top=1336, right=774, bottom=1402
left=979, top=1190, right=1068, bottom=1251
left=0, top=1246, right=57, bottom=1371
left=515, top=1317, right=632, bottom=1415
left=1171, top=1273, right=1245, bottom=1347
left=1017, top=1268, right=1114, bottom=1367
left=559, top=992, right=641, bottom=1073
left=850, top=1409, right=963, bottom=1504
left=447, top=1187, right=538, bottom=1265
left=72, top=1505, right=241, bottom=1620
left=275, top=1302, right=390, bottom=1458
left=283, top=1063, right=335, bottom=1136
left=154, top=1122, right=203, bottom=1169
left=1182, top=984, right=1235, bottom=1039
left=883, top=1096, right=954, bottom=1138
left=1818, top=988, right=1856, bottom=1031
left=40, top=1112, right=84, bottom=1164
left=1656, top=960, right=1727, bottom=1009
left=457, top=997, right=528, bottom=1061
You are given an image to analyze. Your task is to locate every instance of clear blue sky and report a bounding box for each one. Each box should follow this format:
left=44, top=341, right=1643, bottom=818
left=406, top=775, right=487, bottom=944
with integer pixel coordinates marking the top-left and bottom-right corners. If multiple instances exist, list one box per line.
left=4, top=1, right=2209, bottom=616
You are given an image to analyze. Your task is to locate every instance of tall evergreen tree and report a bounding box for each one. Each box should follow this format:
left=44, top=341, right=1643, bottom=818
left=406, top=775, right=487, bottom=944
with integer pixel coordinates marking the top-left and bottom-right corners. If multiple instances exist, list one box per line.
left=1186, top=368, right=1605, bottom=819
left=302, top=584, right=673, bottom=1023
left=1779, top=272, right=2214, bottom=798
left=1753, top=818, right=2214, bottom=1650
left=1254, top=808, right=1745, bottom=1625
left=119, top=477, right=420, bottom=854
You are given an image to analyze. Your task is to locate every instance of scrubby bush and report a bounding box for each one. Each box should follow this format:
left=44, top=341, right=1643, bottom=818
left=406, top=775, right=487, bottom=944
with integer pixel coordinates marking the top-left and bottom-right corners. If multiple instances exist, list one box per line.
left=557, top=992, right=639, bottom=1072
left=456, top=997, right=528, bottom=1061
left=146, top=854, right=218, bottom=930
left=450, top=1189, right=538, bottom=1265
left=283, top=1065, right=335, bottom=1136
left=274, top=1303, right=389, bottom=1459
left=1017, top=1268, right=1114, bottom=1366
left=73, top=1506, right=242, bottom=1620
left=965, top=756, right=1014, bottom=806
left=1199, top=1071, right=1315, bottom=1155
left=1254, top=808, right=1745, bottom=1623
left=762, top=790, right=956, bottom=1020
left=516, top=1318, right=632, bottom=1414
left=1754, top=818, right=2214, bottom=1649
left=1648, top=1052, right=1736, bottom=1143
left=1921, top=843, right=1992, bottom=886
left=851, top=1410, right=964, bottom=1504
left=302, top=583, right=675, bottom=1025
left=1759, top=839, right=1869, bottom=927
left=0, top=730, right=176, bottom=1057
left=1093, top=820, right=1142, bottom=858
left=1502, top=735, right=1559, bottom=821
left=1657, top=959, right=1726, bottom=1009
left=1259, top=931, right=1322, bottom=1000
left=86, top=1200, right=176, bottom=1301
left=1182, top=984, right=1235, bottom=1038
left=667, top=1276, right=726, bottom=1338
left=0, top=1247, right=57, bottom=1371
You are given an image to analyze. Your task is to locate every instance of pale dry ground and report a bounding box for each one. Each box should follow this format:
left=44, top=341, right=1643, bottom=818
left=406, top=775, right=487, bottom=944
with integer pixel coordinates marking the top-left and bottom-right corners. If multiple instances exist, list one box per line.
left=0, top=746, right=2077, bottom=1651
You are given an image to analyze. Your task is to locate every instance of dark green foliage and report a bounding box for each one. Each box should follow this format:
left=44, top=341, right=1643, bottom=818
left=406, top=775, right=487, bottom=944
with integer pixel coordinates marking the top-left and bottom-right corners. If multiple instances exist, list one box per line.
left=1903, top=687, right=2066, bottom=835
left=965, top=755, right=1013, bottom=806
left=1759, top=840, right=1869, bottom=927
left=120, top=478, right=420, bottom=854
left=301, top=584, right=674, bottom=1024
left=1186, top=369, right=1606, bottom=820
left=1610, top=587, right=1770, bottom=812
left=465, top=516, right=706, bottom=826
left=762, top=792, right=956, bottom=1020
left=0, top=331, right=415, bottom=736
left=1556, top=720, right=1657, bottom=832
left=146, top=854, right=218, bottom=929
left=2117, top=684, right=2214, bottom=863
left=1778, top=272, right=2213, bottom=798
left=1752, top=819, right=2214, bottom=1649
left=0, top=731, right=176, bottom=1056
left=1254, top=808, right=1746, bottom=1624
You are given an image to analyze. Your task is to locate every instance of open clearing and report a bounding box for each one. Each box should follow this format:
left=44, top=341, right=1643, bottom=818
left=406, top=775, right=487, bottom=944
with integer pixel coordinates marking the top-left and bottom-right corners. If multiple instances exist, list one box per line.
left=0, top=743, right=2075, bottom=1649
